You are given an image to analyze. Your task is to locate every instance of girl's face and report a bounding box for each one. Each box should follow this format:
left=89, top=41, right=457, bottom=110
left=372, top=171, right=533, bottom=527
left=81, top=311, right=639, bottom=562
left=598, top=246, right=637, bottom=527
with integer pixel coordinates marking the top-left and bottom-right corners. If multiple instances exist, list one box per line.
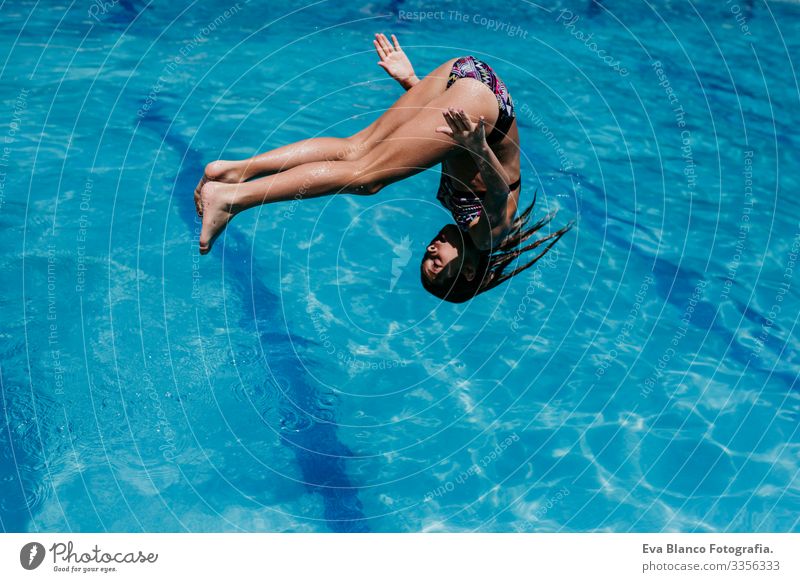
left=420, top=224, right=471, bottom=284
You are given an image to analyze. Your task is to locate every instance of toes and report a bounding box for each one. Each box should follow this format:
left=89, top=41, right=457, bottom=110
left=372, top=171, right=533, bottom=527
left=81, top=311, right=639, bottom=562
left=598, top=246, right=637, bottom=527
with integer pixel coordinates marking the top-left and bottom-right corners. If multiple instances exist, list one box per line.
left=196, top=161, right=242, bottom=222
left=198, top=182, right=226, bottom=255
left=195, top=162, right=227, bottom=219
left=194, top=179, right=206, bottom=216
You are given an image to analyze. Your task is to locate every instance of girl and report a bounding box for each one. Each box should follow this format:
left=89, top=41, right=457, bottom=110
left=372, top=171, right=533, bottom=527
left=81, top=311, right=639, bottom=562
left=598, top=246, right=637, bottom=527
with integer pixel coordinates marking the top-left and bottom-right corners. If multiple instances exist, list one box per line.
left=195, top=34, right=572, bottom=302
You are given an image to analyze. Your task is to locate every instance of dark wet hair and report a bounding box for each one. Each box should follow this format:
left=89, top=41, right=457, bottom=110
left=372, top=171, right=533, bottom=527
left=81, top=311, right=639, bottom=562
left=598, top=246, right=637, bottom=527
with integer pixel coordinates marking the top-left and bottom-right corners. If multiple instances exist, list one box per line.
left=421, top=192, right=573, bottom=303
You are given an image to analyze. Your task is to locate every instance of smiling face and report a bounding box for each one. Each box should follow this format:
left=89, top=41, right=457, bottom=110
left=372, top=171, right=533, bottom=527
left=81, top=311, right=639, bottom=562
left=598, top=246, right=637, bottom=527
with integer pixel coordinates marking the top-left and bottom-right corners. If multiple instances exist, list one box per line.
left=420, top=224, right=477, bottom=286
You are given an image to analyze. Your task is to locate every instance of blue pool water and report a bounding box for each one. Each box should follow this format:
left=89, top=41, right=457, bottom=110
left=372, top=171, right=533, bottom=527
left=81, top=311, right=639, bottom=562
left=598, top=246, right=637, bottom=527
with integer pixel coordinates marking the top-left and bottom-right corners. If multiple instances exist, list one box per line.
left=1, top=0, right=799, bottom=532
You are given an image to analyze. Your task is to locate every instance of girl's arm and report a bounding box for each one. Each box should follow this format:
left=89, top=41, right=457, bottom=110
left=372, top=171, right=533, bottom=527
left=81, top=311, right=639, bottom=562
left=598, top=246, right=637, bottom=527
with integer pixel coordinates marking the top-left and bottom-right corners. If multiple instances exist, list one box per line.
left=374, top=33, right=420, bottom=90
left=436, top=108, right=513, bottom=249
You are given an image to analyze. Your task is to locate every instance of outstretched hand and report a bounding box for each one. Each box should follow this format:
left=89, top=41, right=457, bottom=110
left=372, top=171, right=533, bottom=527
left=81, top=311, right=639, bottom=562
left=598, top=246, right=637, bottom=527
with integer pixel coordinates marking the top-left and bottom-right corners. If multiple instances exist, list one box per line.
left=373, top=33, right=418, bottom=89
left=436, top=107, right=487, bottom=153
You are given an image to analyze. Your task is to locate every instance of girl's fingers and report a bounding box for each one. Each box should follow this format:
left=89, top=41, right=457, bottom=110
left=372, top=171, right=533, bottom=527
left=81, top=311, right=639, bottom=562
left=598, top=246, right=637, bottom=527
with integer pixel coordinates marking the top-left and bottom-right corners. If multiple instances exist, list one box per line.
left=459, top=109, right=473, bottom=130
left=435, top=126, right=454, bottom=136
left=450, top=108, right=464, bottom=133
left=456, top=111, right=468, bottom=131
left=453, top=110, right=468, bottom=133
left=373, top=39, right=387, bottom=60
left=443, top=110, right=458, bottom=129
left=452, top=108, right=469, bottom=132
left=464, top=112, right=477, bottom=132
left=391, top=34, right=401, bottom=51
left=379, top=33, right=393, bottom=53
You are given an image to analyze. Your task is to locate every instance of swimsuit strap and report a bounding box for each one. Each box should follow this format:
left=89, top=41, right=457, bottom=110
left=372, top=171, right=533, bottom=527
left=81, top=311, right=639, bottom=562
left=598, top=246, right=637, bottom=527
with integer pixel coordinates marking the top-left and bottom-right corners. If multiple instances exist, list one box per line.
left=437, top=174, right=522, bottom=232
left=445, top=176, right=522, bottom=197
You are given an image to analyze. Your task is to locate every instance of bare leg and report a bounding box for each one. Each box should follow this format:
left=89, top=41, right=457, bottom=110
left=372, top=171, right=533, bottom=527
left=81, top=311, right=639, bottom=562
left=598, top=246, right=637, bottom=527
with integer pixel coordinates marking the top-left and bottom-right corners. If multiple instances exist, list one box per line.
left=198, top=80, right=499, bottom=254
left=193, top=59, right=458, bottom=216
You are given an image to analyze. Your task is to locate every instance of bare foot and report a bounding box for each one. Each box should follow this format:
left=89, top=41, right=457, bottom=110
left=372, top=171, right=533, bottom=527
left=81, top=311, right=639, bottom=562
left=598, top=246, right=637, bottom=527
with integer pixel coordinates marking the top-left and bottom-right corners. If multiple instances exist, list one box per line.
left=198, top=181, right=238, bottom=254
left=194, top=160, right=247, bottom=217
